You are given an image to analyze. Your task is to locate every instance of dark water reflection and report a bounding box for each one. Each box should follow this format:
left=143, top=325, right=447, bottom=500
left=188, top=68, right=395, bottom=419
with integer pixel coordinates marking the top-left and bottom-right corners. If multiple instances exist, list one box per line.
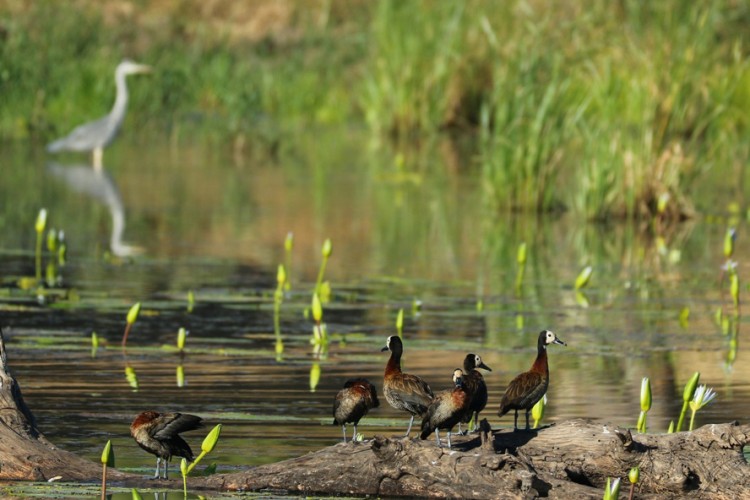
left=1, top=131, right=749, bottom=486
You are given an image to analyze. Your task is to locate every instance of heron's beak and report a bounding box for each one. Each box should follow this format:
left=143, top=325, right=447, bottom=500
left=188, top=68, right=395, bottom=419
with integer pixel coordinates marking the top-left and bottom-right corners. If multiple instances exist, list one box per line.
left=136, top=64, right=153, bottom=74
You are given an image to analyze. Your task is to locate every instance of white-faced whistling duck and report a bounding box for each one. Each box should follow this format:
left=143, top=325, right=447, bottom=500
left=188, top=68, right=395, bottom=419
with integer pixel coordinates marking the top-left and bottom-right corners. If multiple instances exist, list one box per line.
left=420, top=368, right=471, bottom=449
left=333, top=377, right=380, bottom=443
left=130, top=410, right=204, bottom=479
left=381, top=335, right=434, bottom=437
left=458, top=353, right=492, bottom=434
left=497, top=329, right=566, bottom=431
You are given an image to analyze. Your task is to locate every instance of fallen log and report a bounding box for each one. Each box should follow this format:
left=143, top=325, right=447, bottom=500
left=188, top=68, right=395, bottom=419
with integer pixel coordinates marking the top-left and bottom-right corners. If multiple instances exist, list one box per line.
left=1, top=329, right=748, bottom=498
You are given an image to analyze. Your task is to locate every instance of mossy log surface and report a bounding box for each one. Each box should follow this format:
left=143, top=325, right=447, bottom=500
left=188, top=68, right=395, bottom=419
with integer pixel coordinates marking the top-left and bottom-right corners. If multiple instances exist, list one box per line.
left=1, top=330, right=748, bottom=498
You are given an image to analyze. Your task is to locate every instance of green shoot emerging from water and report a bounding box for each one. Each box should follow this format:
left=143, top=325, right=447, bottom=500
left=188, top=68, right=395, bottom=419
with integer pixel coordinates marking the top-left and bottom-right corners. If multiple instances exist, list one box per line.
left=515, top=242, right=527, bottom=296
left=311, top=293, right=328, bottom=358
left=676, top=372, right=700, bottom=432
left=637, top=377, right=651, bottom=433
left=274, top=264, right=286, bottom=360
left=131, top=488, right=143, bottom=500
left=689, top=385, right=717, bottom=431
left=91, top=332, right=99, bottom=358
left=121, top=302, right=142, bottom=347
left=34, top=208, right=47, bottom=281
left=310, top=362, right=321, bottom=392
left=187, top=290, right=195, bottom=313
left=284, top=232, right=294, bottom=291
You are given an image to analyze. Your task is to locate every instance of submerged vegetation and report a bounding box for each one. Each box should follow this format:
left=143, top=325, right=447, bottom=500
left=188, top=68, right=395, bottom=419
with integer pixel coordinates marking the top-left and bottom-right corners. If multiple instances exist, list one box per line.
left=2, top=1, right=750, bottom=218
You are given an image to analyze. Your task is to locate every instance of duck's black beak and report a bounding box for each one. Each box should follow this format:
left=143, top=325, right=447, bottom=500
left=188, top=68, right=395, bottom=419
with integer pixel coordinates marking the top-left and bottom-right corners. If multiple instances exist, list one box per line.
left=553, top=337, right=567, bottom=346
left=479, top=361, right=492, bottom=372
left=380, top=346, right=389, bottom=352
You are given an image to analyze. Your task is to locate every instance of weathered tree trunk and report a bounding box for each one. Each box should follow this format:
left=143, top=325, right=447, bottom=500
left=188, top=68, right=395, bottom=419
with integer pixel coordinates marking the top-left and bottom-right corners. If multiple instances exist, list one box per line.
left=0, top=328, right=127, bottom=482
left=1, top=329, right=748, bottom=498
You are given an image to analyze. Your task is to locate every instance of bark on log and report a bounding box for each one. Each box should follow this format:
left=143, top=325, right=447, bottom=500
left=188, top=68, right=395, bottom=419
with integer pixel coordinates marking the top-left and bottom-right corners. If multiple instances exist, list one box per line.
left=1, top=329, right=748, bottom=498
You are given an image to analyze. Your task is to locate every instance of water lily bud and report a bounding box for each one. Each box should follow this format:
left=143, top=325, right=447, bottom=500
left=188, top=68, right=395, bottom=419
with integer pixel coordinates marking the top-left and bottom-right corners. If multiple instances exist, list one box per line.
left=46, top=228, right=58, bottom=252
left=126, top=302, right=141, bottom=325
left=657, top=192, right=670, bottom=214
left=180, top=457, right=188, bottom=477
left=201, top=424, right=222, bottom=454
left=396, top=309, right=404, bottom=333
left=575, top=265, right=593, bottom=290
left=285, top=232, right=294, bottom=252
left=724, top=228, right=736, bottom=258
left=312, top=293, right=323, bottom=323
left=683, top=372, right=700, bottom=403
left=277, top=264, right=287, bottom=287
left=177, top=327, right=187, bottom=350
left=101, top=440, right=114, bottom=467
left=629, top=466, right=640, bottom=484
left=640, top=377, right=652, bottom=412
left=517, top=242, right=527, bottom=265
left=322, top=238, right=332, bottom=258
left=176, top=365, right=185, bottom=388
left=667, top=420, right=675, bottom=433
left=730, top=273, right=739, bottom=307
left=309, top=362, right=321, bottom=392
left=35, top=208, right=47, bottom=234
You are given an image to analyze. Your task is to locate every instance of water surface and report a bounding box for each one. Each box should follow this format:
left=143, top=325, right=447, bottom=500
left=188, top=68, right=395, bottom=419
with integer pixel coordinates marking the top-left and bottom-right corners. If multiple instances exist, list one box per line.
left=1, top=129, right=748, bottom=488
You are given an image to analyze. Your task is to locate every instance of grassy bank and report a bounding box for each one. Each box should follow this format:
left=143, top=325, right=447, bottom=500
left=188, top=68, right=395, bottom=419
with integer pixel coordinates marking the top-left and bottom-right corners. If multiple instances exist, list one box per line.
left=2, top=0, right=749, bottom=218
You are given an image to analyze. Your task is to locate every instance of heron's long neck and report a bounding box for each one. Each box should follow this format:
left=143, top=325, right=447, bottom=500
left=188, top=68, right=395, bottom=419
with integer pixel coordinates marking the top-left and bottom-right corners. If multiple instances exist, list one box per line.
left=111, top=69, right=130, bottom=124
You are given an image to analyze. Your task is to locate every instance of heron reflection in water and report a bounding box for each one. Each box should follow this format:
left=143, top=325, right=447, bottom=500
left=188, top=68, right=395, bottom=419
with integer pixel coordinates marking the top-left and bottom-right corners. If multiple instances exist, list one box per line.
left=46, top=60, right=151, bottom=170
left=47, top=163, right=144, bottom=257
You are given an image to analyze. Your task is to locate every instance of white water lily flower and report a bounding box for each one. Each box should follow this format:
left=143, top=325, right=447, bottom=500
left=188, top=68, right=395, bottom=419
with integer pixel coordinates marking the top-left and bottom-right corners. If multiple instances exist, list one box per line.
left=689, top=385, right=717, bottom=412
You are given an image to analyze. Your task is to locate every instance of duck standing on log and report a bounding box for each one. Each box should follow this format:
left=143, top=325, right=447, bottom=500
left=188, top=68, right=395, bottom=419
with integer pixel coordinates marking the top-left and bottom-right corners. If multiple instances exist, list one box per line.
left=458, top=353, right=492, bottom=434
left=497, top=329, right=566, bottom=431
left=130, top=410, right=204, bottom=479
left=420, top=368, right=471, bottom=449
left=381, top=335, right=434, bottom=437
left=333, top=378, right=380, bottom=443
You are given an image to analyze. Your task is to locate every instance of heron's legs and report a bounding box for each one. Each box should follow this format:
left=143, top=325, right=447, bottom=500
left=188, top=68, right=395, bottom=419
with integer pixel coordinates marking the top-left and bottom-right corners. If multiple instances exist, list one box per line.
left=93, top=148, right=103, bottom=171
left=341, top=424, right=347, bottom=443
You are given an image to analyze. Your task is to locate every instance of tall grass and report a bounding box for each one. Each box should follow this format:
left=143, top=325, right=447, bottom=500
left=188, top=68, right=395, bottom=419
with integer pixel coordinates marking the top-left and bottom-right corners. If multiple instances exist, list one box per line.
left=3, top=1, right=750, bottom=218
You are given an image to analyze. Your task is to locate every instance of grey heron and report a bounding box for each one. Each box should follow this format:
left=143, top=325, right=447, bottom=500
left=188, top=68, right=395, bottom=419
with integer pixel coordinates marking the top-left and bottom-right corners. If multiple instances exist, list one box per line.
left=46, top=59, right=152, bottom=169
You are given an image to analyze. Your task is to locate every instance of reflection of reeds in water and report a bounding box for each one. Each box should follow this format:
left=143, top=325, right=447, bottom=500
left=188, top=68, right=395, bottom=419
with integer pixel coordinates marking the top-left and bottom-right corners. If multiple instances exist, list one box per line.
left=46, top=163, right=143, bottom=257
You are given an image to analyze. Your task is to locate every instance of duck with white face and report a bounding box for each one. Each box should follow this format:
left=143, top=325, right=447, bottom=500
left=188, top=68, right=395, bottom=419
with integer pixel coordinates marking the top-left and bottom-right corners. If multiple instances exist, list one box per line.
left=381, top=335, right=434, bottom=437
left=497, top=329, right=566, bottom=431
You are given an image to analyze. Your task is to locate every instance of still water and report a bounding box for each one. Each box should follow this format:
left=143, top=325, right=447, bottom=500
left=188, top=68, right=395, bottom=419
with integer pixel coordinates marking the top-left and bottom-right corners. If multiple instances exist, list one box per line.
left=1, top=128, right=749, bottom=490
